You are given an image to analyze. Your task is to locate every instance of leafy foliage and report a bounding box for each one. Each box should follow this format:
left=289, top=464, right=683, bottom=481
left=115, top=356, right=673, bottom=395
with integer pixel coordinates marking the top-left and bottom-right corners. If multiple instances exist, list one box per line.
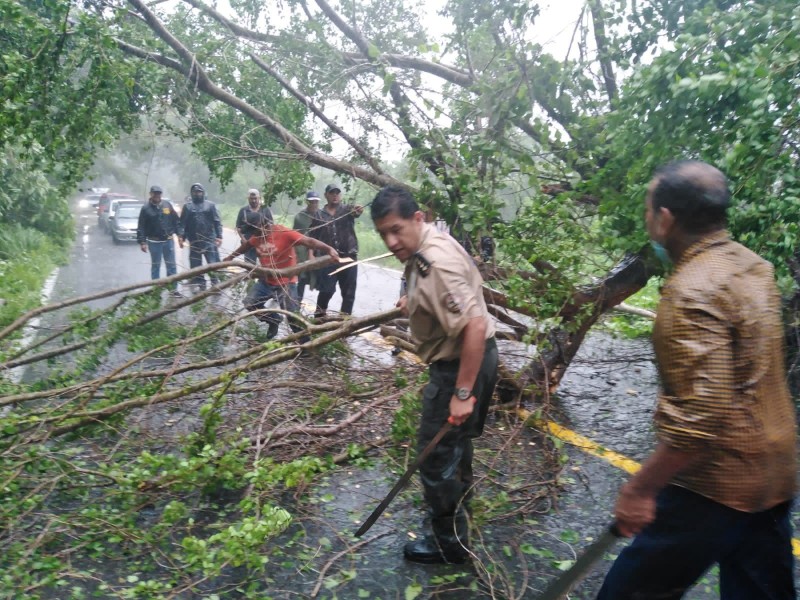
left=0, top=0, right=141, bottom=238
left=592, top=0, right=800, bottom=281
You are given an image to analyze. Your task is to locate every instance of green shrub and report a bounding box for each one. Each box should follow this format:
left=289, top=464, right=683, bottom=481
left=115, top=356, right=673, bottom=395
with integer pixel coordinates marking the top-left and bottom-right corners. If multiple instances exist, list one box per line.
left=0, top=224, right=68, bottom=328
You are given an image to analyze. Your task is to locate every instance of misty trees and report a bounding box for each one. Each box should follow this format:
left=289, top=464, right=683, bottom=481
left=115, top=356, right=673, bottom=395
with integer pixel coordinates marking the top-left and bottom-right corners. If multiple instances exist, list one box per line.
left=0, top=0, right=144, bottom=238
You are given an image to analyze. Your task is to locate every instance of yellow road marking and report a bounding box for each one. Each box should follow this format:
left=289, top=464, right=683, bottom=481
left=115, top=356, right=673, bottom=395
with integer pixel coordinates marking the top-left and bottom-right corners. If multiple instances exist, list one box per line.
left=516, top=408, right=800, bottom=557
left=356, top=333, right=800, bottom=557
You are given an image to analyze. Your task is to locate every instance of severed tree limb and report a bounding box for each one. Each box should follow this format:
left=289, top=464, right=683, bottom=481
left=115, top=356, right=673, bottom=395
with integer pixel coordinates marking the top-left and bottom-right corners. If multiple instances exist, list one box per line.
left=122, top=0, right=403, bottom=189
left=22, top=308, right=403, bottom=441
left=518, top=251, right=658, bottom=397
left=0, top=256, right=334, bottom=362
left=250, top=388, right=403, bottom=446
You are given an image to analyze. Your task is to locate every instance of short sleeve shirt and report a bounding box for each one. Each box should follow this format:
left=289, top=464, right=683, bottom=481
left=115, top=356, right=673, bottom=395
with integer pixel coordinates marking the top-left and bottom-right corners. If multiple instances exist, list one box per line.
left=404, top=224, right=495, bottom=362
left=247, top=225, right=304, bottom=286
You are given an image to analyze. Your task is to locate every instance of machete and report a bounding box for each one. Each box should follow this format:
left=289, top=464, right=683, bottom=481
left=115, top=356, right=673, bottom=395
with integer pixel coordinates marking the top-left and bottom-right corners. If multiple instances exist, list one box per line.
left=534, top=523, right=620, bottom=600
left=329, top=252, right=394, bottom=275
left=355, top=421, right=453, bottom=537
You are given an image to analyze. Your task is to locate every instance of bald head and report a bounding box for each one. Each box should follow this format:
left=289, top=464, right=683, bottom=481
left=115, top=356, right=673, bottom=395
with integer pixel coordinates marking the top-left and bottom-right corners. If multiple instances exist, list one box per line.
left=649, top=161, right=730, bottom=234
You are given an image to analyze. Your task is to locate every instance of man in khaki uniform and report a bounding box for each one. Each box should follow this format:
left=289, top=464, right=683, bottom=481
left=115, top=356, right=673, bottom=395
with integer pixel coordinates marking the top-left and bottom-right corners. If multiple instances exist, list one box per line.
left=371, top=186, right=498, bottom=564
left=597, top=161, right=797, bottom=599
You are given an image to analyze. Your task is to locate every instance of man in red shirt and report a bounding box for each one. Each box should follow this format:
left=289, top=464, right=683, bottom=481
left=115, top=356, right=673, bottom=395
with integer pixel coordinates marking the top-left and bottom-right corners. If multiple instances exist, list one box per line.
left=224, top=213, right=338, bottom=339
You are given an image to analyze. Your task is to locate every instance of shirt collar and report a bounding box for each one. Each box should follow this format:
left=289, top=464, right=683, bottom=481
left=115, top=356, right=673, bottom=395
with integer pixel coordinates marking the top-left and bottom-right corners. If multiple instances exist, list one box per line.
left=674, top=229, right=730, bottom=270
left=416, top=223, right=434, bottom=253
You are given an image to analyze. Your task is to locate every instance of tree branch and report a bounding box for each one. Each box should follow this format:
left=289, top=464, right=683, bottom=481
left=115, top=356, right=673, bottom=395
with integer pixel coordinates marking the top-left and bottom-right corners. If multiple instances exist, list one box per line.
left=588, top=0, right=618, bottom=103
left=124, top=0, right=402, bottom=188
left=248, top=52, right=384, bottom=174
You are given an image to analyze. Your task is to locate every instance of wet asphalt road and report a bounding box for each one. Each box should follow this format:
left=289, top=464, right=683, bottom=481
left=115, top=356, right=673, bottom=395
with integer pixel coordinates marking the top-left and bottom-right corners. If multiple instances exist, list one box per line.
left=46, top=207, right=800, bottom=598
left=63, top=207, right=403, bottom=315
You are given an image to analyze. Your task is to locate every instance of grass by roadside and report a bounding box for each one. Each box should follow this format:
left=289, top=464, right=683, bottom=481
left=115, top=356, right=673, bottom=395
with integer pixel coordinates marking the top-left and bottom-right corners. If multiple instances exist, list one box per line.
left=601, top=277, right=661, bottom=338
left=0, top=224, right=68, bottom=329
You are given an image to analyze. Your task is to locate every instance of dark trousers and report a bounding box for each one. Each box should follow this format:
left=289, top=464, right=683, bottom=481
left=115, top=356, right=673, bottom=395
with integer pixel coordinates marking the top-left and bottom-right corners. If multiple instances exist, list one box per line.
left=188, top=239, right=221, bottom=288
left=315, top=262, right=357, bottom=315
left=597, top=485, right=796, bottom=600
left=242, top=234, right=257, bottom=264
left=418, top=338, right=498, bottom=542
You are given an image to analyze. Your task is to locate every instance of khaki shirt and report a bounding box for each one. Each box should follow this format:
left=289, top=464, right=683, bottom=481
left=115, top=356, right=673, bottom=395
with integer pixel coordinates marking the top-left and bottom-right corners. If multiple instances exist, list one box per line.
left=404, top=224, right=495, bottom=363
left=653, top=230, right=797, bottom=512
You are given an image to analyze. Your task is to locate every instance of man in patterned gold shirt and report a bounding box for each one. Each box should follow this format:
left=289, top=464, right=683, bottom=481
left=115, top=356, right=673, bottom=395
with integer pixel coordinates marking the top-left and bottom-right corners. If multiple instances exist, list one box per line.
left=597, top=161, right=797, bottom=599
left=372, top=186, right=498, bottom=565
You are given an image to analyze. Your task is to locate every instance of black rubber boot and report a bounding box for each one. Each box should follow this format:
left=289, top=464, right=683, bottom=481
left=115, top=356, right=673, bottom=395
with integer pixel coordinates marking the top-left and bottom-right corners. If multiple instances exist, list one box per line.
left=288, top=320, right=311, bottom=345
left=403, top=536, right=469, bottom=565
left=404, top=512, right=470, bottom=564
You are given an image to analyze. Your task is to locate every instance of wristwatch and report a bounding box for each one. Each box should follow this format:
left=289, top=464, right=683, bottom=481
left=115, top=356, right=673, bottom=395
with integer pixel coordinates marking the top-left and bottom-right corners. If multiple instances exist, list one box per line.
left=454, top=387, right=472, bottom=401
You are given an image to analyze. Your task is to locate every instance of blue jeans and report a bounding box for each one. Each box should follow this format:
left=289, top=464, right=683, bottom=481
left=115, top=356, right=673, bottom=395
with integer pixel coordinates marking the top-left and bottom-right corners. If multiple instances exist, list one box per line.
left=147, top=239, right=177, bottom=285
left=244, top=281, right=306, bottom=338
left=188, top=239, right=221, bottom=288
left=597, top=485, right=796, bottom=600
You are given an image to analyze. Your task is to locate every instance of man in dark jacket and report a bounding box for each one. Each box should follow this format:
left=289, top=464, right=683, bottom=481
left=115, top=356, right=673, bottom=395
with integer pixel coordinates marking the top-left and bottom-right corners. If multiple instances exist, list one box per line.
left=293, top=190, right=321, bottom=302
left=311, top=183, right=363, bottom=316
left=179, top=183, right=223, bottom=290
left=235, top=188, right=274, bottom=264
left=137, top=185, right=183, bottom=291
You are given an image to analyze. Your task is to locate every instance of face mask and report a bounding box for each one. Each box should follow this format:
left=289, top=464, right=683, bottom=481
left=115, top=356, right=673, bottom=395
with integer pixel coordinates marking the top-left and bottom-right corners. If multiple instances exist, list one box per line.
left=650, top=240, right=671, bottom=266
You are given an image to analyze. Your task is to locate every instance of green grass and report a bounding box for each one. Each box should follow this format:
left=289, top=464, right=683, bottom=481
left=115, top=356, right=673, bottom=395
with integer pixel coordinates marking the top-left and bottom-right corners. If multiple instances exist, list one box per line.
left=0, top=224, right=68, bottom=329
left=602, top=277, right=661, bottom=338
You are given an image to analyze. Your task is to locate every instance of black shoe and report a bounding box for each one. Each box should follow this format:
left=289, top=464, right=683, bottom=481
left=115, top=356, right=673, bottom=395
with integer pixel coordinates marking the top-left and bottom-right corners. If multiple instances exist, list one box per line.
left=266, top=322, right=279, bottom=339
left=403, top=537, right=469, bottom=565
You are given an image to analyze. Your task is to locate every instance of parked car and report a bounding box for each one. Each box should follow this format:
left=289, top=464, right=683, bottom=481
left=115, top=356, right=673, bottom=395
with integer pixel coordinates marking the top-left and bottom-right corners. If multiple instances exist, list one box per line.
left=109, top=202, right=144, bottom=244
left=78, top=187, right=109, bottom=210
left=98, top=194, right=138, bottom=232
left=79, top=193, right=104, bottom=210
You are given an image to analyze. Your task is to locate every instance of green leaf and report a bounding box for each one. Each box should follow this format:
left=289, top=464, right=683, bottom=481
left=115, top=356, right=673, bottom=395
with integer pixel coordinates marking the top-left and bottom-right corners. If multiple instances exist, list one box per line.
left=405, top=582, right=423, bottom=600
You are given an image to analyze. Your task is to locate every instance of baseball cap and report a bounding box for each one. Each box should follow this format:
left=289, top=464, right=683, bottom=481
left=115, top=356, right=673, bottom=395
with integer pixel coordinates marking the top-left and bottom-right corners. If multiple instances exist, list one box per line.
left=190, top=183, right=205, bottom=192
left=325, top=183, right=341, bottom=193
left=149, top=185, right=163, bottom=193
left=306, top=191, right=321, bottom=201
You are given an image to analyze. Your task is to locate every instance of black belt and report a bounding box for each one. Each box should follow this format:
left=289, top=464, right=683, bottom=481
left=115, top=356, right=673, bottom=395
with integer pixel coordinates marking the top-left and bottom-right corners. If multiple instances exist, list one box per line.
left=433, top=337, right=496, bottom=369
